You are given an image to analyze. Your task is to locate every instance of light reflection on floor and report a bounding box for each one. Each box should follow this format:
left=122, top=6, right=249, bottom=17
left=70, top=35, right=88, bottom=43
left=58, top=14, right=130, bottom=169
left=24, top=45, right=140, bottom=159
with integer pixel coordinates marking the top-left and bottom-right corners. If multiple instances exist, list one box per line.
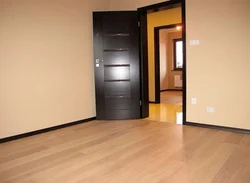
left=147, top=91, right=183, bottom=124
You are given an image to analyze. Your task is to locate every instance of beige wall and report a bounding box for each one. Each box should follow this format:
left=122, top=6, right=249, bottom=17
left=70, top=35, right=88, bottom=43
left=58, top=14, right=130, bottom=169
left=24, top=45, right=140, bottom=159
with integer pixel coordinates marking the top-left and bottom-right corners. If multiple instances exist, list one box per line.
left=110, top=0, right=250, bottom=129
left=0, top=0, right=109, bottom=139
left=160, top=30, right=182, bottom=90
left=159, top=30, right=168, bottom=91
left=167, top=31, right=182, bottom=89
left=147, top=8, right=182, bottom=101
left=1, top=0, right=249, bottom=139
left=186, top=0, right=250, bottom=129
left=109, top=0, right=164, bottom=10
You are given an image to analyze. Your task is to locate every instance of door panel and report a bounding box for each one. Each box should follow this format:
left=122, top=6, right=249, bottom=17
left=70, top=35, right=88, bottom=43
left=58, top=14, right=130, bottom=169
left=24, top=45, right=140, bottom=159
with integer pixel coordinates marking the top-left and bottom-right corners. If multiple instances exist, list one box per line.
left=103, top=22, right=130, bottom=34
left=103, top=37, right=130, bottom=49
left=105, top=110, right=132, bottom=120
left=93, top=11, right=141, bottom=120
left=104, top=66, right=130, bottom=81
left=103, top=51, right=130, bottom=65
left=105, top=82, right=131, bottom=96
left=105, top=97, right=131, bottom=110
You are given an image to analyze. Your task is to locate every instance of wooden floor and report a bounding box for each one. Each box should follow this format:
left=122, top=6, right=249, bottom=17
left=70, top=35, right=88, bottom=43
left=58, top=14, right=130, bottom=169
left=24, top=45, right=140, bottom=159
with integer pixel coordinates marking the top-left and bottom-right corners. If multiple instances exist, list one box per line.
left=148, top=91, right=183, bottom=123
left=0, top=120, right=250, bottom=183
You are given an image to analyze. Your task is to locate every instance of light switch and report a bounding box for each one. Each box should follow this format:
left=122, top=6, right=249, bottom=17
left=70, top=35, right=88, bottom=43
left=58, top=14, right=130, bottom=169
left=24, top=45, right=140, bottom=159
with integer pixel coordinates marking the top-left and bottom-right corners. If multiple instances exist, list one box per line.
left=191, top=98, right=197, bottom=104
left=190, top=40, right=200, bottom=46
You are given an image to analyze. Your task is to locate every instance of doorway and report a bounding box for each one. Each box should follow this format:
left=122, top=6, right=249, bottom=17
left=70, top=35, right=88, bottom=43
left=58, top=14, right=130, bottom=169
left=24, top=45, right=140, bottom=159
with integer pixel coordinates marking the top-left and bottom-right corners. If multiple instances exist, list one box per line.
left=150, top=24, right=183, bottom=123
left=138, top=0, right=186, bottom=124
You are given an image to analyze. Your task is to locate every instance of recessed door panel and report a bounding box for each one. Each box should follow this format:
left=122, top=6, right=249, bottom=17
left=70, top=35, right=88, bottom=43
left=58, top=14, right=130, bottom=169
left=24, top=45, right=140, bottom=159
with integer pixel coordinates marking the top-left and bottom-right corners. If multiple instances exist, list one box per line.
left=103, top=51, right=130, bottom=65
left=103, top=21, right=130, bottom=34
left=105, top=110, right=132, bottom=120
left=105, top=96, right=131, bottom=110
left=103, top=36, right=130, bottom=50
left=104, top=66, right=130, bottom=81
left=105, top=81, right=130, bottom=96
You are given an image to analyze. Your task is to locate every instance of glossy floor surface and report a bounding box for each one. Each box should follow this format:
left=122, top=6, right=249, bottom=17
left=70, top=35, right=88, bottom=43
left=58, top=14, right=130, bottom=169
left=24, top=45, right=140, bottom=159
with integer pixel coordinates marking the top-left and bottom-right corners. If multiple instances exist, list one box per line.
left=0, top=120, right=250, bottom=183
left=147, top=91, right=183, bottom=124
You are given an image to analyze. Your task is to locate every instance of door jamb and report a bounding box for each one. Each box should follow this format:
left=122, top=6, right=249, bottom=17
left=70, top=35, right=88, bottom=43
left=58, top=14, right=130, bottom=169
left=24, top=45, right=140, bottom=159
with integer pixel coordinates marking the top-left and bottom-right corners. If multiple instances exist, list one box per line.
left=138, top=0, right=187, bottom=124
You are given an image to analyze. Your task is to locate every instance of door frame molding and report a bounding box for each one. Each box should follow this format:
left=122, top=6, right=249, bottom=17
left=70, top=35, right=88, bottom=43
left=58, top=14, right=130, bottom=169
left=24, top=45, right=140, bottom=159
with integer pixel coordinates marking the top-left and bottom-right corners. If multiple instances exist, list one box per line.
left=154, top=23, right=183, bottom=103
left=138, top=0, right=187, bottom=124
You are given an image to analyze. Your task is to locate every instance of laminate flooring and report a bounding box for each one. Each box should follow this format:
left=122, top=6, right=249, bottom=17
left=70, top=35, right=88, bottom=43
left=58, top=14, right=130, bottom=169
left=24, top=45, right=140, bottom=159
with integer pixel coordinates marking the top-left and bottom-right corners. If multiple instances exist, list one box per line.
left=0, top=119, right=250, bottom=183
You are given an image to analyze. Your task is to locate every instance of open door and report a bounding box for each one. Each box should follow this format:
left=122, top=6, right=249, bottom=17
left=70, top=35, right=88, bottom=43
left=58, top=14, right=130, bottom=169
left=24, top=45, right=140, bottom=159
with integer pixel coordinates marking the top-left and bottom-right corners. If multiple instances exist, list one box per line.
left=93, top=11, right=141, bottom=120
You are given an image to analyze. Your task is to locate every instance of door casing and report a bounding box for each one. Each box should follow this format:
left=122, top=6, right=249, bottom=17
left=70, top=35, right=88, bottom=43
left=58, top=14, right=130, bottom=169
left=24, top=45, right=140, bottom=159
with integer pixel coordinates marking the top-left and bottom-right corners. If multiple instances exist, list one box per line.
left=138, top=0, right=187, bottom=123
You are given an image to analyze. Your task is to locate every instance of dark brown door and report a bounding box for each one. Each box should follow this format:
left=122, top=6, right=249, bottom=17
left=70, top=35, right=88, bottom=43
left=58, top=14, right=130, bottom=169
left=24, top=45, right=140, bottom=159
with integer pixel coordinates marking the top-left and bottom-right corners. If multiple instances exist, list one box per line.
left=93, top=11, right=141, bottom=120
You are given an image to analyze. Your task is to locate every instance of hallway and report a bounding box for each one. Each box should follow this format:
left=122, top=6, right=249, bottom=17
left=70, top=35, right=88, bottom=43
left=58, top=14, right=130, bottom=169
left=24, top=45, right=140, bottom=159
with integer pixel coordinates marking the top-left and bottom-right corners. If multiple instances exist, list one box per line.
left=147, top=91, right=183, bottom=124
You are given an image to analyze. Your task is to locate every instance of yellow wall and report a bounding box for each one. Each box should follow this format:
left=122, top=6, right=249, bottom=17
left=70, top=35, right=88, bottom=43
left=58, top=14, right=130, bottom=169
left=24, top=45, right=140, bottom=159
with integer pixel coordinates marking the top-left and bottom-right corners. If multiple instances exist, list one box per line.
left=147, top=8, right=182, bottom=101
left=0, top=0, right=109, bottom=139
left=110, top=0, right=250, bottom=130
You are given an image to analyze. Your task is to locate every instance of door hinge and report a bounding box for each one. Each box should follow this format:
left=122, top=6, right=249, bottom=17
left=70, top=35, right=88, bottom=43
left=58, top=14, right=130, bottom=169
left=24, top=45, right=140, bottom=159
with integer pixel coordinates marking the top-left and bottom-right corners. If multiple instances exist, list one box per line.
left=140, top=101, right=142, bottom=106
left=138, top=22, right=140, bottom=27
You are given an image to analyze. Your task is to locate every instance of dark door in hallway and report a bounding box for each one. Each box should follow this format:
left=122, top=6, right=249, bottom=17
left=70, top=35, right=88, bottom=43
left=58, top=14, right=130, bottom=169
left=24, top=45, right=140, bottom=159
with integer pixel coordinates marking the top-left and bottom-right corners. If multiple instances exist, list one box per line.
left=93, top=12, right=140, bottom=120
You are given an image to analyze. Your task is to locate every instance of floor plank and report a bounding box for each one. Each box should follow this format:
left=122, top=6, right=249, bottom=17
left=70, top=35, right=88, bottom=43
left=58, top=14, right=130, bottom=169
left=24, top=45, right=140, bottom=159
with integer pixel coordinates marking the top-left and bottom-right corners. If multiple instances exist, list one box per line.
left=0, top=120, right=250, bottom=183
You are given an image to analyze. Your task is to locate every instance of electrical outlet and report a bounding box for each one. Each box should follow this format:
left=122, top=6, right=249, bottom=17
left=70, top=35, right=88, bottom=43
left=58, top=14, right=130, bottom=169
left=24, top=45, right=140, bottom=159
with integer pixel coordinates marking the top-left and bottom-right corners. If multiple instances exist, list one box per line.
left=191, top=98, right=197, bottom=104
left=207, top=107, right=215, bottom=113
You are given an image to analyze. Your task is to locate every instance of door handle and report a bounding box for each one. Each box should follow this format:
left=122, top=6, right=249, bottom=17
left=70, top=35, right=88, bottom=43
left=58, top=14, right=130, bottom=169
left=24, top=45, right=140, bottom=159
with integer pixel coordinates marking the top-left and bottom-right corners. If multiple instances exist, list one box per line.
left=95, top=59, right=103, bottom=64
left=95, top=59, right=103, bottom=68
